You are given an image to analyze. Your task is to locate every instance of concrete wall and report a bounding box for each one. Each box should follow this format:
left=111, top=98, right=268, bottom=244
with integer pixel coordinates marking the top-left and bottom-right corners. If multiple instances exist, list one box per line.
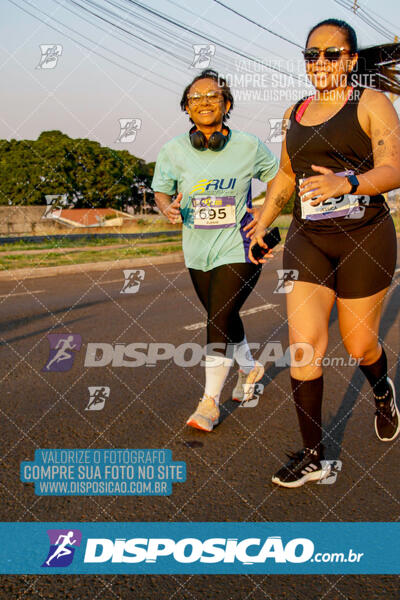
left=0, top=206, right=178, bottom=236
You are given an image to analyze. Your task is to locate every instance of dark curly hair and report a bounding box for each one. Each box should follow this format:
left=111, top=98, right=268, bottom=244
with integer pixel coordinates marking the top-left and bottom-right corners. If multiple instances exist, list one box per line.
left=180, top=69, right=234, bottom=123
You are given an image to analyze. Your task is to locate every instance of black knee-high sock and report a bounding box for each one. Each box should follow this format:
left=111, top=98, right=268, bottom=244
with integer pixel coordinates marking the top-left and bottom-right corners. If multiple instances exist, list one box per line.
left=359, top=348, right=390, bottom=401
left=291, top=375, right=324, bottom=456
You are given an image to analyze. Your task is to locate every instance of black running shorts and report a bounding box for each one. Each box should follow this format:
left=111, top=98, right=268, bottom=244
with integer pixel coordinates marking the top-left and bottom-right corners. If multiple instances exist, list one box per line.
left=283, top=215, right=397, bottom=298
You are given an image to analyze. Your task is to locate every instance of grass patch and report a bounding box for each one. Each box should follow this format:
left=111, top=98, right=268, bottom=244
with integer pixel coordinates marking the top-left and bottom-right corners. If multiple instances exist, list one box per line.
left=0, top=235, right=181, bottom=252
left=0, top=244, right=183, bottom=270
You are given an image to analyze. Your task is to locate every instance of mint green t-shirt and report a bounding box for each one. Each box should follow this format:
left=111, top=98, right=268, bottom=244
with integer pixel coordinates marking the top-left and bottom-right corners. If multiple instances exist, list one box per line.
left=151, top=130, right=279, bottom=271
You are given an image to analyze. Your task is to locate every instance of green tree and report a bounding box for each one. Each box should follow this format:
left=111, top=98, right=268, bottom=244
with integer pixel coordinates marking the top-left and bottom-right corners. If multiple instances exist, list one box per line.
left=0, top=130, right=155, bottom=210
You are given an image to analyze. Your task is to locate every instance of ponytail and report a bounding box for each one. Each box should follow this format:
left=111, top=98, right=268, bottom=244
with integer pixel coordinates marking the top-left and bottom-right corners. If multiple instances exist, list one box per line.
left=351, top=43, right=400, bottom=95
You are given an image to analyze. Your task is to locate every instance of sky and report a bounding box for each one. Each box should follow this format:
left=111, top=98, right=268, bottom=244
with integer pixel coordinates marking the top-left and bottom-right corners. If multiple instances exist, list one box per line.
left=0, top=0, right=399, bottom=171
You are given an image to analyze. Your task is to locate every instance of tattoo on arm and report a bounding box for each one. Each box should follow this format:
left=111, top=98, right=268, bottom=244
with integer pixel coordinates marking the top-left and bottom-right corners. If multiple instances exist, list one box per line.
left=373, top=136, right=387, bottom=162
left=374, top=136, right=400, bottom=162
left=275, top=192, right=290, bottom=208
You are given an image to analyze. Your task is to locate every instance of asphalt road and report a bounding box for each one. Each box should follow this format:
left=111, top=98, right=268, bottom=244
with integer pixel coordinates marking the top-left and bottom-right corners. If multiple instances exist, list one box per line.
left=1, top=249, right=399, bottom=599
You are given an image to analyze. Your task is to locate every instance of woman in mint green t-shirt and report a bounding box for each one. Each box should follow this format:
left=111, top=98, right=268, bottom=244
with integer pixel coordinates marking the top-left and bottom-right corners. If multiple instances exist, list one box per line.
left=152, top=69, right=279, bottom=432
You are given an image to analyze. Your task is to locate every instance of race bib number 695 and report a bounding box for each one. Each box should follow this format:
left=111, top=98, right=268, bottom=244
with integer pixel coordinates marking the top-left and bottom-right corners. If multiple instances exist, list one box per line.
left=192, top=196, right=236, bottom=229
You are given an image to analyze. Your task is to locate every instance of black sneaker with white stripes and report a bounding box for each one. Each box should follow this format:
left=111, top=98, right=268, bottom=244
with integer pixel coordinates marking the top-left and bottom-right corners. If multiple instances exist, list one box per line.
left=374, top=377, right=400, bottom=442
left=272, top=447, right=331, bottom=488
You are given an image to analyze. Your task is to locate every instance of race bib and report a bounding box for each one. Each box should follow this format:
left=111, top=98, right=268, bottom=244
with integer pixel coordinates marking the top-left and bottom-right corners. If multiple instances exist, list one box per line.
left=299, top=171, right=367, bottom=221
left=192, top=196, right=236, bottom=229
left=301, top=194, right=362, bottom=220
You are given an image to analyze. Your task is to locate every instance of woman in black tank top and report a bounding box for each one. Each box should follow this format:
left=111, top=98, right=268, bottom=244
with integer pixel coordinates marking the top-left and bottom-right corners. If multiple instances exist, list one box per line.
left=249, top=19, right=400, bottom=488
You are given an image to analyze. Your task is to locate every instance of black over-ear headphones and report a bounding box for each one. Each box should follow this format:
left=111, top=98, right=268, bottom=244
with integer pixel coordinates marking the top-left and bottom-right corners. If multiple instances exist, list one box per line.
left=189, top=126, right=231, bottom=151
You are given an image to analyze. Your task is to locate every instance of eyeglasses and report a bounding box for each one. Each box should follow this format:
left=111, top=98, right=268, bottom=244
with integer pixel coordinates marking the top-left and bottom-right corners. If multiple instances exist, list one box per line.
left=187, top=91, right=224, bottom=105
left=303, top=47, right=349, bottom=63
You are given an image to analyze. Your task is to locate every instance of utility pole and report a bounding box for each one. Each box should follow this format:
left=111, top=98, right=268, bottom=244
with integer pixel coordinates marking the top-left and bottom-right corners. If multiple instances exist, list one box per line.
left=139, top=183, right=146, bottom=215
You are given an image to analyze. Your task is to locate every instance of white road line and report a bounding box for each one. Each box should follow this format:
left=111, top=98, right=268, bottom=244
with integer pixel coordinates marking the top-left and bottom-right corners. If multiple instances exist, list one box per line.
left=0, top=289, right=45, bottom=298
left=98, top=278, right=128, bottom=285
left=184, top=303, right=279, bottom=331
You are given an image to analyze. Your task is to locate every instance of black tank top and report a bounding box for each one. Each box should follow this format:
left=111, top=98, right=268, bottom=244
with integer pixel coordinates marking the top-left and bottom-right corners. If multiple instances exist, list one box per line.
left=286, top=86, right=388, bottom=232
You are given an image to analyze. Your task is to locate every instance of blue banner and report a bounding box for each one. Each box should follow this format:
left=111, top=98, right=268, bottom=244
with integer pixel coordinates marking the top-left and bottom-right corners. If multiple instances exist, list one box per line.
left=20, top=449, right=186, bottom=496
left=0, top=522, right=399, bottom=574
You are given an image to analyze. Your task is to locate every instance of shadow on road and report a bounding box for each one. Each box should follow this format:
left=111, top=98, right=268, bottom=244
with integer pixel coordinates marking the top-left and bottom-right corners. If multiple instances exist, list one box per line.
left=0, top=299, right=111, bottom=345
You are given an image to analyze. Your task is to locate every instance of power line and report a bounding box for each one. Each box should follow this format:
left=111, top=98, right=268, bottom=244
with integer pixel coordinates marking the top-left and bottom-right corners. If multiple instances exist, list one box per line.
left=366, top=6, right=400, bottom=35
left=110, top=0, right=286, bottom=82
left=70, top=0, right=245, bottom=81
left=7, top=0, right=179, bottom=94
left=119, top=0, right=303, bottom=80
left=352, top=2, right=397, bottom=39
left=164, top=0, right=289, bottom=60
left=334, top=0, right=393, bottom=40
left=66, top=0, right=306, bottom=92
left=100, top=0, right=239, bottom=73
left=212, top=0, right=303, bottom=49
left=54, top=0, right=184, bottom=77
left=68, top=0, right=187, bottom=64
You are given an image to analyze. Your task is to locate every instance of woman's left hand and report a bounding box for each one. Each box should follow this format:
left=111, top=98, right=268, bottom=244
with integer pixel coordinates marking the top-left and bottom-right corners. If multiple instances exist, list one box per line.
left=299, top=165, right=352, bottom=205
left=243, top=206, right=262, bottom=238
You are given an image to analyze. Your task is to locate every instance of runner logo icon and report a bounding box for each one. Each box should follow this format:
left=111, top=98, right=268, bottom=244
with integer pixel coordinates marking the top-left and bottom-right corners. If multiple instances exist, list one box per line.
left=191, top=44, right=215, bottom=69
left=274, top=270, right=299, bottom=294
left=344, top=195, right=371, bottom=219
left=42, top=334, right=82, bottom=372
left=43, top=194, right=72, bottom=219
left=36, top=44, right=63, bottom=69
left=116, top=119, right=142, bottom=143
left=317, top=460, right=342, bottom=485
left=121, top=269, right=145, bottom=294
left=85, top=386, right=110, bottom=411
left=42, top=529, right=82, bottom=567
left=267, top=118, right=291, bottom=143
left=240, top=383, right=264, bottom=408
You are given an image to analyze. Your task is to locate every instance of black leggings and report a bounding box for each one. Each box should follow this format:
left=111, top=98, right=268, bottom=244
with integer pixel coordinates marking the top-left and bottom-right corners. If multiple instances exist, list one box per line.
left=189, top=262, right=262, bottom=354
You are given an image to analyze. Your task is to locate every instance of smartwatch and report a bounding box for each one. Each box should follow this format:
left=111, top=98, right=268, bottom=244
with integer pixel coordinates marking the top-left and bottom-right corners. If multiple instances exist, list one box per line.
left=346, top=173, right=359, bottom=194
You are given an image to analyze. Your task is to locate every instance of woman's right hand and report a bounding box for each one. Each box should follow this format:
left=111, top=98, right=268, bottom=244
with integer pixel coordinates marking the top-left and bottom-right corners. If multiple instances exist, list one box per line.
left=248, top=226, right=275, bottom=264
left=164, top=192, right=182, bottom=224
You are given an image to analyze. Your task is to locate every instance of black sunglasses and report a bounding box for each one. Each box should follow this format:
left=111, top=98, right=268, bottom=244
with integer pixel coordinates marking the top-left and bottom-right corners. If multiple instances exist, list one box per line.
left=303, top=46, right=350, bottom=62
